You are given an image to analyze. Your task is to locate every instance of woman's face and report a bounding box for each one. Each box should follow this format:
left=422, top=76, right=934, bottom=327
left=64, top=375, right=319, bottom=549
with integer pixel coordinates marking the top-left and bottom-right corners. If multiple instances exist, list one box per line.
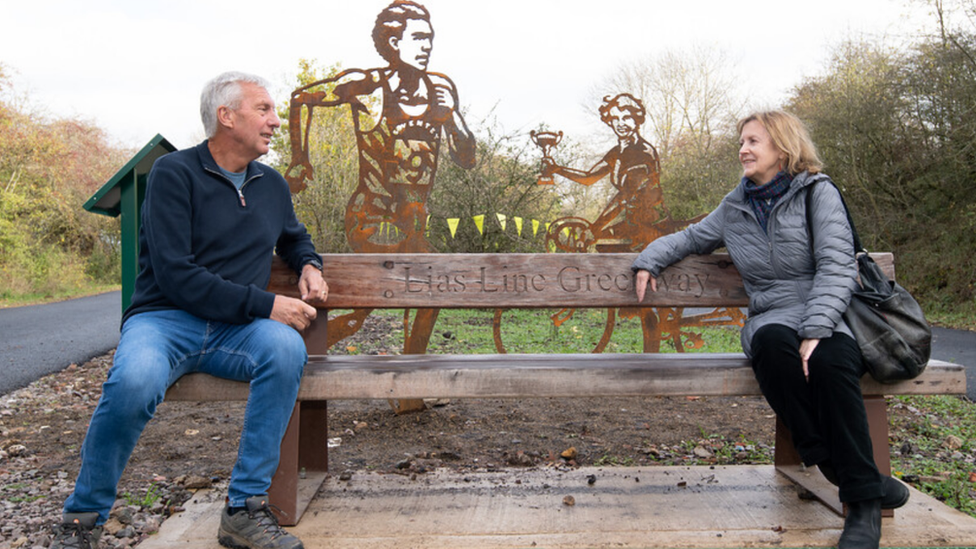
left=739, top=120, right=786, bottom=185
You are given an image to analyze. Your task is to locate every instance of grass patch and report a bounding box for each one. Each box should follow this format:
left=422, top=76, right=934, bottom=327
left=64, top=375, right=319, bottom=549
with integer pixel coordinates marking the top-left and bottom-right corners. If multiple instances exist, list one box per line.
left=405, top=308, right=742, bottom=355
left=890, top=395, right=976, bottom=519
left=926, top=303, right=976, bottom=332
left=594, top=454, right=636, bottom=466
left=0, top=283, right=120, bottom=309
left=328, top=307, right=744, bottom=355
left=123, top=482, right=165, bottom=508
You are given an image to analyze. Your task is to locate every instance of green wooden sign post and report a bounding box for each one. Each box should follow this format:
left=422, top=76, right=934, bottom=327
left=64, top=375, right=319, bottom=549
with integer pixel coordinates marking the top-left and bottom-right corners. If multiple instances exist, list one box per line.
left=83, top=134, right=176, bottom=313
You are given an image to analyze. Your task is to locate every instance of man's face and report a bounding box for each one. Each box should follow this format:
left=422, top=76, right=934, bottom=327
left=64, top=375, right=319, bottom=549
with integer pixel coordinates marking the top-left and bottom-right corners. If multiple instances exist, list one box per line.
left=607, top=106, right=638, bottom=139
left=391, top=18, right=433, bottom=71
left=227, top=82, right=280, bottom=160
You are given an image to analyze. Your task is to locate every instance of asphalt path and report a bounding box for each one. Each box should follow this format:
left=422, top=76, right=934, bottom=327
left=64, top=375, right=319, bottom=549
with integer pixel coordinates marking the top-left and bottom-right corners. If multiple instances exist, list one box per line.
left=931, top=326, right=976, bottom=402
left=0, top=293, right=973, bottom=400
left=0, top=291, right=121, bottom=396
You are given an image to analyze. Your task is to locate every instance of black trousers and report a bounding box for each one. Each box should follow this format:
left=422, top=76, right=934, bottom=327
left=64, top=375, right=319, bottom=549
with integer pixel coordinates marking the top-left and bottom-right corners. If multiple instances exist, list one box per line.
left=750, top=324, right=883, bottom=503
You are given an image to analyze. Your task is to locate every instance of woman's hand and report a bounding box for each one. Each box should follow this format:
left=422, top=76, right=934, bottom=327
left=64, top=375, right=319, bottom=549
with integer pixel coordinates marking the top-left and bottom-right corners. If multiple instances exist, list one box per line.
left=635, top=269, right=657, bottom=302
left=799, top=338, right=820, bottom=381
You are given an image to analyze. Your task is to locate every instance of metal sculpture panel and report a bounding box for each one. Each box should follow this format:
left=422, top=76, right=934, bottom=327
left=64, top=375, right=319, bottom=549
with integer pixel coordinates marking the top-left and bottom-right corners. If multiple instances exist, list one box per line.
left=285, top=1, right=475, bottom=411
left=286, top=1, right=475, bottom=252
left=522, top=93, right=743, bottom=353
left=284, top=1, right=741, bottom=362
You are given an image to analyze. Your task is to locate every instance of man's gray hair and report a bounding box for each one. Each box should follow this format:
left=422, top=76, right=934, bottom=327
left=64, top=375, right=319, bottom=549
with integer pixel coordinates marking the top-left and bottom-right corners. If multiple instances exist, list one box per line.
left=200, top=71, right=272, bottom=138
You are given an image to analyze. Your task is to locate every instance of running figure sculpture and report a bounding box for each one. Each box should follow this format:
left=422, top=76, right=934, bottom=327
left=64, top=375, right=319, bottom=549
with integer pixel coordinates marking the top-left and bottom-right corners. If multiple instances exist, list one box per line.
left=286, top=0, right=475, bottom=253
left=285, top=1, right=475, bottom=411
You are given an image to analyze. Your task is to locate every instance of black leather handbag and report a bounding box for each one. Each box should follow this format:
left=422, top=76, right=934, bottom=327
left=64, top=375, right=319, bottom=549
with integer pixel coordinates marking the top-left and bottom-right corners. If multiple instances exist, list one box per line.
left=807, top=182, right=932, bottom=383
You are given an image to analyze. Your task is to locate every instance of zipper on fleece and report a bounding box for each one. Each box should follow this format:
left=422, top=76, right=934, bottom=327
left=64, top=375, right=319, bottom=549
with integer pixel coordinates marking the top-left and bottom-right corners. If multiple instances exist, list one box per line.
left=203, top=164, right=260, bottom=209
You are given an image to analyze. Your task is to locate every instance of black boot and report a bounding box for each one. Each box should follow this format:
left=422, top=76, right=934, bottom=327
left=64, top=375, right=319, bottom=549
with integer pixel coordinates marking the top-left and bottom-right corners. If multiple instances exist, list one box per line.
left=818, top=462, right=909, bottom=510
left=838, top=498, right=881, bottom=549
left=880, top=476, right=909, bottom=509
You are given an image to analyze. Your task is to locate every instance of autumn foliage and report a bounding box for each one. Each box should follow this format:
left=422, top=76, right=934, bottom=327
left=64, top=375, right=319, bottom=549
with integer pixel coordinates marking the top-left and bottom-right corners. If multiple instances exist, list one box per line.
left=0, top=66, right=131, bottom=300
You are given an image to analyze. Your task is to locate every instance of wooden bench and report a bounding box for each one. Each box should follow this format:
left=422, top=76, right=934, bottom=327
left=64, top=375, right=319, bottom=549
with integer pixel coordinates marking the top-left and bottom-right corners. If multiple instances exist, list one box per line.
left=165, top=252, right=968, bottom=526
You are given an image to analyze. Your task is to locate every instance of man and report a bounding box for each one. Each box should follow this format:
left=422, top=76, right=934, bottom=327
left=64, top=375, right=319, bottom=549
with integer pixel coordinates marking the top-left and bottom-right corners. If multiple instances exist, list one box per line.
left=51, top=72, right=326, bottom=549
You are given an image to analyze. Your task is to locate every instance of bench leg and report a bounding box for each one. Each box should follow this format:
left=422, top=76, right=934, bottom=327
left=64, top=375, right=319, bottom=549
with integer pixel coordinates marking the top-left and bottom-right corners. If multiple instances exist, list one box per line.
left=774, top=415, right=845, bottom=516
left=268, top=400, right=329, bottom=526
left=864, top=395, right=895, bottom=518
left=774, top=396, right=894, bottom=518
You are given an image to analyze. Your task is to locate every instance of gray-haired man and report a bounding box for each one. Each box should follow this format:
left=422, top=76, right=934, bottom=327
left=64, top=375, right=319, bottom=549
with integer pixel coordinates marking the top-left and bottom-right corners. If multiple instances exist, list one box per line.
left=52, top=72, right=326, bottom=549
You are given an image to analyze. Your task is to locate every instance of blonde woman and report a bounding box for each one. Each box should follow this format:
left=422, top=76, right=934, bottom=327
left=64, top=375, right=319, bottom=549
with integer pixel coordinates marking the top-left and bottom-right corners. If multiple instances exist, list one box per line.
left=633, top=111, right=907, bottom=549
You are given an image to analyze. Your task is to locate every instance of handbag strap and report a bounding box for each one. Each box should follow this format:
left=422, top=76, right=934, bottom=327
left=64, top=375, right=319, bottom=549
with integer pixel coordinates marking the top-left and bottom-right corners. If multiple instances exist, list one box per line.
left=805, top=178, right=867, bottom=255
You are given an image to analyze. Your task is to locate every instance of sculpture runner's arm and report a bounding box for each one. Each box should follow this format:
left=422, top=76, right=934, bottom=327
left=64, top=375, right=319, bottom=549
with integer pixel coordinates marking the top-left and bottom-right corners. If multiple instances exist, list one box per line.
left=447, top=108, right=476, bottom=169
left=284, top=71, right=372, bottom=192
left=431, top=73, right=476, bottom=168
left=284, top=89, right=324, bottom=192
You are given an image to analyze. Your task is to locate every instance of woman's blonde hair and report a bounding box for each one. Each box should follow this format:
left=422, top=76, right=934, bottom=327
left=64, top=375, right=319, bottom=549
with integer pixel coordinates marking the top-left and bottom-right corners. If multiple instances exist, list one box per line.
left=737, top=110, right=823, bottom=175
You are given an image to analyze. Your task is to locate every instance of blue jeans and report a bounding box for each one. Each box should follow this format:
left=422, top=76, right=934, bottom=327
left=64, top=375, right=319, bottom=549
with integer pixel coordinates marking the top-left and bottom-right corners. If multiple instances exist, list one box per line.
left=64, top=309, right=307, bottom=523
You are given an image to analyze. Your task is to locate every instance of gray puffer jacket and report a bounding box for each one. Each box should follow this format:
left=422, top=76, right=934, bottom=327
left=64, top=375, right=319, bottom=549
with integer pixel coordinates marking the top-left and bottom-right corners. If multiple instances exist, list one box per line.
left=632, top=171, right=858, bottom=358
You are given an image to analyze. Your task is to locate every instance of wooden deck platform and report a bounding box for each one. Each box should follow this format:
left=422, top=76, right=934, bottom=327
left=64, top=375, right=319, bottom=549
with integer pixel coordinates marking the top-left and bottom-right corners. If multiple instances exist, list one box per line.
left=140, top=465, right=976, bottom=549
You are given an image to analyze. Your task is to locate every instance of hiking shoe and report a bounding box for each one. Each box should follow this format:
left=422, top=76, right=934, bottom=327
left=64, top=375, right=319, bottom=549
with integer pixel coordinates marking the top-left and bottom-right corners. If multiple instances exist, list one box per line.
left=51, top=512, right=101, bottom=549
left=218, top=496, right=304, bottom=549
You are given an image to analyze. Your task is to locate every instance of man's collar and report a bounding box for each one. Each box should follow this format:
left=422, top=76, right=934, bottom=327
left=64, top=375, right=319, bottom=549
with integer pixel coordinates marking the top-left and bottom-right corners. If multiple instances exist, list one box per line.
left=198, top=140, right=259, bottom=180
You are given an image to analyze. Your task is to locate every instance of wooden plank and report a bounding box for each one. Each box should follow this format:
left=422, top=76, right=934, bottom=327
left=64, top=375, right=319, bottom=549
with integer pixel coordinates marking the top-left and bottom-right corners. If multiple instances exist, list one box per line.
left=269, top=252, right=895, bottom=309
left=138, top=465, right=976, bottom=549
left=165, top=358, right=965, bottom=401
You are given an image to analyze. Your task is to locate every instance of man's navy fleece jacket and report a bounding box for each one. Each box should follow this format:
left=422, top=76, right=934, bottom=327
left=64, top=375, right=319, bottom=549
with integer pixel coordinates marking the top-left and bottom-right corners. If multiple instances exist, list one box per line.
left=122, top=141, right=319, bottom=327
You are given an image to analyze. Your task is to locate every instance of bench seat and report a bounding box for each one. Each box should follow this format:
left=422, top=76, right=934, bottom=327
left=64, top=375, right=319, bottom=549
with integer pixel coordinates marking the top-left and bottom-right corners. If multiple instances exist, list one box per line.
left=167, top=354, right=966, bottom=402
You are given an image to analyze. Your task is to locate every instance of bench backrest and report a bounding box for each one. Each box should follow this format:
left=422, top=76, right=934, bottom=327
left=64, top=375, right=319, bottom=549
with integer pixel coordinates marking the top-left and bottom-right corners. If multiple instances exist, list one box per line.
left=269, top=253, right=895, bottom=309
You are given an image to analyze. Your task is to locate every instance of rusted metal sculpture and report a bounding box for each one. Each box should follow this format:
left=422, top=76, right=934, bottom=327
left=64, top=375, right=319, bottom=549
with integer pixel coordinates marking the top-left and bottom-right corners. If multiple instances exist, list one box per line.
left=285, top=0, right=475, bottom=412
left=509, top=93, right=744, bottom=353
left=529, top=130, right=562, bottom=185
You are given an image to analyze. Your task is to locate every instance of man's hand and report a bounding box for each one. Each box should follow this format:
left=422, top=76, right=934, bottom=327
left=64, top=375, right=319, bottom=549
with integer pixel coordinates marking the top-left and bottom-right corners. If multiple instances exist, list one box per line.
left=635, top=269, right=657, bottom=303
left=299, top=263, right=328, bottom=304
left=270, top=295, right=317, bottom=332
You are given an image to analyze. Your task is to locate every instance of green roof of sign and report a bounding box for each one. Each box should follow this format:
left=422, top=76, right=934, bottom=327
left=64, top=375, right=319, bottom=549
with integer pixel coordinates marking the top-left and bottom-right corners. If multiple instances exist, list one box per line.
left=83, top=134, right=177, bottom=217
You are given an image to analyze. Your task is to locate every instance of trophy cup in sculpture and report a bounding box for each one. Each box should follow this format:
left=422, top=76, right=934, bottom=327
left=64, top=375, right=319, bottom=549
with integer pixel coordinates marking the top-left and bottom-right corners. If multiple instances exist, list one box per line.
left=530, top=129, right=563, bottom=185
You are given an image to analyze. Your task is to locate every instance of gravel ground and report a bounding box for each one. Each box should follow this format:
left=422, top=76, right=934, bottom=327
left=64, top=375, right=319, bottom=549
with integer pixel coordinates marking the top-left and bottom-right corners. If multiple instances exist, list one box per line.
left=0, top=354, right=197, bottom=549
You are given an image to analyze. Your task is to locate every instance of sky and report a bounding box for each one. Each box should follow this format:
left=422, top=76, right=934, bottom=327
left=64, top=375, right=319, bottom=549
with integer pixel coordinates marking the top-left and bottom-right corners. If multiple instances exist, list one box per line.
left=1, top=0, right=932, bottom=152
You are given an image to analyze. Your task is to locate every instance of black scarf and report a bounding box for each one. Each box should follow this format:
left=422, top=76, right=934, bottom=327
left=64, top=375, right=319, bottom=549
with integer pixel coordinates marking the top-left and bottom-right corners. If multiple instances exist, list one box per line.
left=743, top=171, right=793, bottom=233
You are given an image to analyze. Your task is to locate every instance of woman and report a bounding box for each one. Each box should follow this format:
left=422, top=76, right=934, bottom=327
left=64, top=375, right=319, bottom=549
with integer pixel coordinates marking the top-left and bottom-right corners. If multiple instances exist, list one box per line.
left=632, top=111, right=908, bottom=549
